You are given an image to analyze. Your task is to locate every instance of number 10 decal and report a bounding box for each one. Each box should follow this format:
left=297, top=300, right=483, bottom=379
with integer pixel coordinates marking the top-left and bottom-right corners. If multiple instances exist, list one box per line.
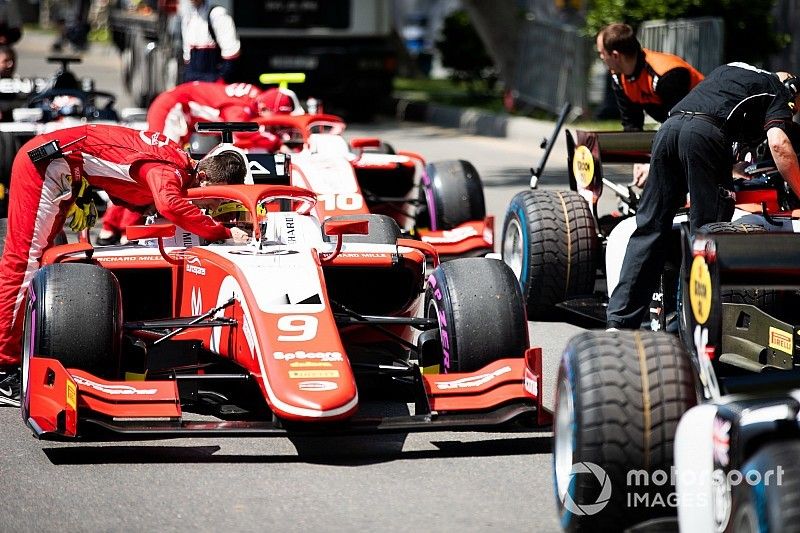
left=319, top=193, right=364, bottom=211
left=277, top=315, right=318, bottom=341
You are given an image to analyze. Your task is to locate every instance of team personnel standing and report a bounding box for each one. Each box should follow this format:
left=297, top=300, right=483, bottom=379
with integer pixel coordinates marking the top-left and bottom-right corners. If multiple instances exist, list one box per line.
left=596, top=23, right=704, bottom=185
left=606, top=64, right=800, bottom=331
left=0, top=124, right=249, bottom=405
left=180, top=0, right=240, bottom=83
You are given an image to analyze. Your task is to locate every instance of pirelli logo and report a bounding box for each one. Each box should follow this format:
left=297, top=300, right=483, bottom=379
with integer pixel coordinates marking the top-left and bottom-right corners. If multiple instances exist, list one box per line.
left=769, top=327, right=793, bottom=355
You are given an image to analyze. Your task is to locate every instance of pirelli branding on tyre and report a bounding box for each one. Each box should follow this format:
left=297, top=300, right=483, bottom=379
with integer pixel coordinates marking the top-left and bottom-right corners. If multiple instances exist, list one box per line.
left=690, top=255, right=712, bottom=325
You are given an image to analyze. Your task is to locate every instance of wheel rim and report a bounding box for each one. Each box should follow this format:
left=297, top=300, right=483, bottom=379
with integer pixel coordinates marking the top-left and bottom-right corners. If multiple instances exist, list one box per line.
left=503, top=217, right=524, bottom=281
left=554, top=377, right=575, bottom=501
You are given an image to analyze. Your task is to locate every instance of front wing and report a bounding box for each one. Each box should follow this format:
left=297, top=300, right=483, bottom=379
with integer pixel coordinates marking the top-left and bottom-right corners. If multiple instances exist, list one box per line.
left=23, top=347, right=550, bottom=439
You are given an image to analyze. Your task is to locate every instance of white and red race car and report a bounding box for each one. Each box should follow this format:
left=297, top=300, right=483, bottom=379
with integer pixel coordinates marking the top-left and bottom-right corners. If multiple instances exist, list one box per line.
left=192, top=114, right=494, bottom=260
left=20, top=181, right=548, bottom=439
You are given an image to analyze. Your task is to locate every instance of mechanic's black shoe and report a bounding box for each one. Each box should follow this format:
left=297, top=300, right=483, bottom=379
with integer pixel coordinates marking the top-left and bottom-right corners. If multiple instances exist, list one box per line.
left=0, top=368, right=20, bottom=408
left=95, top=233, right=120, bottom=246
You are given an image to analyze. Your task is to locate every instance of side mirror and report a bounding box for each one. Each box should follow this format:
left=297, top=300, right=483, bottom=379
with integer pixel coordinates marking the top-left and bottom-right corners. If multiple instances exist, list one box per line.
left=126, top=224, right=176, bottom=241
left=126, top=224, right=181, bottom=265
left=321, top=219, right=369, bottom=263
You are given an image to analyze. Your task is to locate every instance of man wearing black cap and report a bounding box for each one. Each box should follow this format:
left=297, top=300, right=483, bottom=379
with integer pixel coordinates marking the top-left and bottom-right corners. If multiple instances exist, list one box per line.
left=607, top=63, right=800, bottom=330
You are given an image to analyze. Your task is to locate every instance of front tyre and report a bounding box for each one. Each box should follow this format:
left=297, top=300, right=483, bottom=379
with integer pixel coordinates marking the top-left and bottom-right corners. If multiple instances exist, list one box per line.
left=502, top=190, right=597, bottom=320
left=424, top=258, right=528, bottom=372
left=553, top=330, right=696, bottom=531
left=730, top=441, right=800, bottom=533
left=24, top=263, right=123, bottom=378
left=419, top=160, right=486, bottom=231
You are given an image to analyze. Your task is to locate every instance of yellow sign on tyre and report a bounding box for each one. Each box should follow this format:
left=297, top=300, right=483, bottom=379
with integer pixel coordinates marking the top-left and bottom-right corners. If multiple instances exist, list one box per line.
left=572, top=145, right=595, bottom=189
left=690, top=256, right=712, bottom=324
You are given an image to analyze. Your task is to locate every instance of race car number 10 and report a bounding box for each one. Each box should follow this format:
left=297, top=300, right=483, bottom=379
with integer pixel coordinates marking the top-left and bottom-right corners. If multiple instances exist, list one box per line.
left=318, top=193, right=364, bottom=211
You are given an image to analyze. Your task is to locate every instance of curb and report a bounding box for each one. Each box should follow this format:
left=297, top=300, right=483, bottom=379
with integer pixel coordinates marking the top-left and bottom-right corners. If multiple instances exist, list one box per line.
left=392, top=97, right=558, bottom=144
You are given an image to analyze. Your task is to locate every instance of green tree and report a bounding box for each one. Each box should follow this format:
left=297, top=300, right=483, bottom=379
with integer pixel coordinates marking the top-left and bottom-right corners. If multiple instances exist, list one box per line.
left=435, top=10, right=497, bottom=92
left=586, top=0, right=785, bottom=65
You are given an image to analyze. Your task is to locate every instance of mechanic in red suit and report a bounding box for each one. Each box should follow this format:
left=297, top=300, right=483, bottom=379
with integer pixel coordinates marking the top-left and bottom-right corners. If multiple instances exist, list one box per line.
left=146, top=81, right=299, bottom=151
left=95, top=83, right=300, bottom=246
left=0, top=124, right=249, bottom=406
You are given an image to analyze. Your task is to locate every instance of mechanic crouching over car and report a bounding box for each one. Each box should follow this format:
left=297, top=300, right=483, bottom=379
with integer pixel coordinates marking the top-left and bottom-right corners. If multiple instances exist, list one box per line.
left=0, top=123, right=249, bottom=406
left=607, top=64, right=800, bottom=331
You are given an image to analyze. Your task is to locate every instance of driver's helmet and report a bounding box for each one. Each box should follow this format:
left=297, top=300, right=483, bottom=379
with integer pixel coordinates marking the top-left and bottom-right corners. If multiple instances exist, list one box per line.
left=49, top=94, right=83, bottom=117
left=254, top=88, right=304, bottom=117
left=209, top=201, right=266, bottom=226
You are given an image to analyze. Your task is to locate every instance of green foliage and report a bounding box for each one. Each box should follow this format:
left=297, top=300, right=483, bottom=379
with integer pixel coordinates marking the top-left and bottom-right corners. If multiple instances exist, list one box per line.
left=586, top=0, right=785, bottom=64
left=435, top=10, right=497, bottom=92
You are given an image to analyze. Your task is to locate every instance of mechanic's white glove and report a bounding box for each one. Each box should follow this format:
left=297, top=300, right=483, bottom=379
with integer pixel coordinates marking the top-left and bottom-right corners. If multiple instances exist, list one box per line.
left=631, top=163, right=650, bottom=188
left=230, top=226, right=250, bottom=244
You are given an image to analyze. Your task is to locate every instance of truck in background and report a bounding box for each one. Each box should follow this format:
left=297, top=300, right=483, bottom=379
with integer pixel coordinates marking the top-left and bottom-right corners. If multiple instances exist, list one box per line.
left=109, top=0, right=398, bottom=120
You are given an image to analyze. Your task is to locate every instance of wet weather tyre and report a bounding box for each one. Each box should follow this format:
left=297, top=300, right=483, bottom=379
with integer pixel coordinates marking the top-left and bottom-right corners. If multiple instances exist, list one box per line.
left=424, top=258, right=528, bottom=372
left=502, top=189, right=598, bottom=320
left=25, top=263, right=123, bottom=378
left=324, top=214, right=401, bottom=244
left=701, top=222, right=784, bottom=313
left=421, top=160, right=485, bottom=230
left=730, top=441, right=800, bottom=533
left=553, top=330, right=697, bottom=531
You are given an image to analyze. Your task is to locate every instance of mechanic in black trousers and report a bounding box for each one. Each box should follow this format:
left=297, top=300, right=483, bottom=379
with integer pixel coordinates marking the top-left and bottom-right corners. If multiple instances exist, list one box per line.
left=607, top=63, right=800, bottom=330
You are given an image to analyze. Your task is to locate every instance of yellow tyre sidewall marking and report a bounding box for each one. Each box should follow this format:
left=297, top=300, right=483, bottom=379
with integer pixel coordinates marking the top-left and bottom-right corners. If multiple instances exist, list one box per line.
left=690, top=256, right=712, bottom=325
left=572, top=145, right=594, bottom=189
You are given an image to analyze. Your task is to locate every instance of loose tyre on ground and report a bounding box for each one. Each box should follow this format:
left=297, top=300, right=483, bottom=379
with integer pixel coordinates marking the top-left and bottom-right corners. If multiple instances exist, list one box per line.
left=424, top=257, right=528, bottom=372
left=418, top=160, right=486, bottom=231
left=502, top=189, right=598, bottom=320
left=553, top=330, right=697, bottom=531
left=730, top=441, right=800, bottom=533
left=23, top=263, right=123, bottom=379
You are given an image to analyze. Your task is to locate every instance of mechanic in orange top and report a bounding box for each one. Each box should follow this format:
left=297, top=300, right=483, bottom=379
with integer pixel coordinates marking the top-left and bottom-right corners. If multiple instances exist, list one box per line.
left=0, top=124, right=249, bottom=406
left=597, top=23, right=704, bottom=185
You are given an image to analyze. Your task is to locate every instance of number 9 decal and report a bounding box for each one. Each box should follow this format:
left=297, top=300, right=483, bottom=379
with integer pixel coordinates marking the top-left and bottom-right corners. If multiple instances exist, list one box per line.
left=277, top=315, right=318, bottom=341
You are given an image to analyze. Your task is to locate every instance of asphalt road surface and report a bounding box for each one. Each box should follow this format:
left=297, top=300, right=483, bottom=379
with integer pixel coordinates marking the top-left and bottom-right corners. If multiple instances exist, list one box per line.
left=0, top=30, right=634, bottom=533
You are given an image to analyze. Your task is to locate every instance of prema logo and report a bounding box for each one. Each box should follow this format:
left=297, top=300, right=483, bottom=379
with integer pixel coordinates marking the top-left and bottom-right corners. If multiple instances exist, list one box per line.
left=561, top=462, right=612, bottom=516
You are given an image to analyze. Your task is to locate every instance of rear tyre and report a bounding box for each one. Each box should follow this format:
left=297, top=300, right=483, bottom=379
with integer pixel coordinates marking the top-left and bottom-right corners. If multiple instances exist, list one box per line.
left=502, top=190, right=598, bottom=320
left=419, top=160, right=485, bottom=230
left=730, top=441, right=800, bottom=533
left=700, top=222, right=785, bottom=315
left=424, top=258, right=528, bottom=372
left=553, top=330, right=697, bottom=531
left=323, top=214, right=401, bottom=244
left=24, top=263, right=123, bottom=378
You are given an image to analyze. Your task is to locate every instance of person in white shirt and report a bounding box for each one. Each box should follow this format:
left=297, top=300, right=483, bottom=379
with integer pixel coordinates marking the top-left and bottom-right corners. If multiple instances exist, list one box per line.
left=180, top=0, right=240, bottom=82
